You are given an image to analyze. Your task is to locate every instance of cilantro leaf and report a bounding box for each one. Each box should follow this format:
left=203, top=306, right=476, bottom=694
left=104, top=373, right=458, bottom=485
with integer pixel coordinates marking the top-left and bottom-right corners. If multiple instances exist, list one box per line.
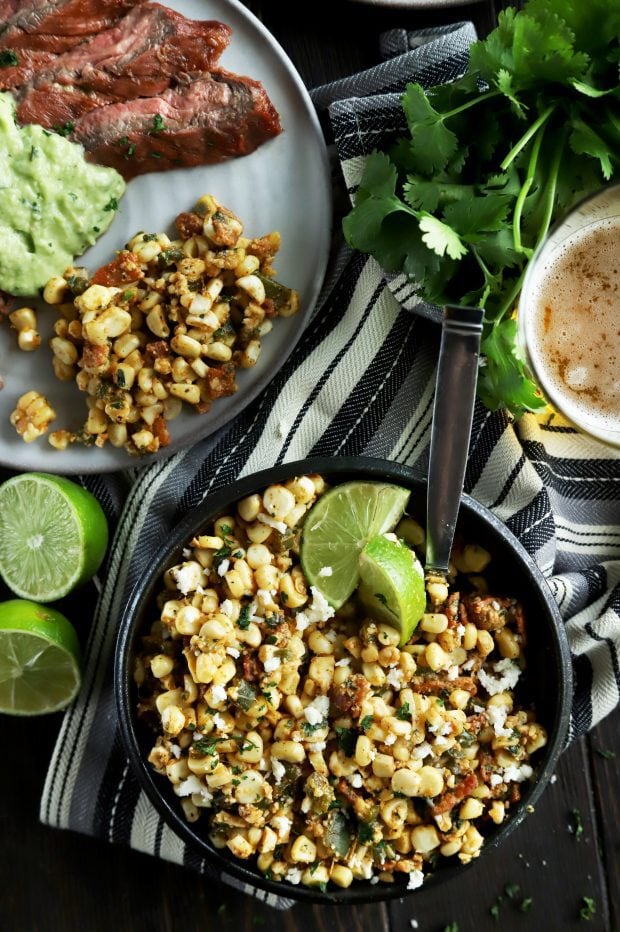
left=478, top=319, right=547, bottom=415
left=443, top=195, right=512, bottom=236
left=401, top=83, right=459, bottom=175
left=568, top=117, right=615, bottom=179
left=418, top=212, right=467, bottom=261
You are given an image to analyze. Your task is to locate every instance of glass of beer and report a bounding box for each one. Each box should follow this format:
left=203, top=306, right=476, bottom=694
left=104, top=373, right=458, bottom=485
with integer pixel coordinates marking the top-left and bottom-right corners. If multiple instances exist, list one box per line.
left=517, top=182, right=620, bottom=447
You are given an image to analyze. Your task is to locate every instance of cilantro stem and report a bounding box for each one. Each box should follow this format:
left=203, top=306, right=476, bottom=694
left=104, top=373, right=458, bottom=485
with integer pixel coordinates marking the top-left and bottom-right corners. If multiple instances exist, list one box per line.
left=500, top=104, right=555, bottom=171
left=532, top=128, right=567, bottom=253
left=443, top=90, right=502, bottom=121
left=493, top=267, right=526, bottom=324
left=512, top=123, right=546, bottom=256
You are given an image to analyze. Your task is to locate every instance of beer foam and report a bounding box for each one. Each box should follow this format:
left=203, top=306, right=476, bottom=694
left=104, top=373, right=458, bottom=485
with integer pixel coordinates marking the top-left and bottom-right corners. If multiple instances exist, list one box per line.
left=527, top=217, right=620, bottom=437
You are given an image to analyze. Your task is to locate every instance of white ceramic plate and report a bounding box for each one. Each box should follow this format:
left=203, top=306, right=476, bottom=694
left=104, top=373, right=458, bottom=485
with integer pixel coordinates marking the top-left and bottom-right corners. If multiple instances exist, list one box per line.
left=348, top=0, right=482, bottom=7
left=0, top=0, right=331, bottom=474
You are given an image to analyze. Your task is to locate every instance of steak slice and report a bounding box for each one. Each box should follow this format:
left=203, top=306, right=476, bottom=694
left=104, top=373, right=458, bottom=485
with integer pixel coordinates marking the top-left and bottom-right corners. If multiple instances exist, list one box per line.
left=0, top=48, right=56, bottom=90
left=16, top=4, right=231, bottom=124
left=71, top=69, right=282, bottom=181
left=0, top=0, right=146, bottom=53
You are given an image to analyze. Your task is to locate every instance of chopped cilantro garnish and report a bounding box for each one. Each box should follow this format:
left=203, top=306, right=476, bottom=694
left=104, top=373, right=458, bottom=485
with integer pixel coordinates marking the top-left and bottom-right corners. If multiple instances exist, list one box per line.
left=0, top=50, right=18, bottom=67
left=360, top=715, right=373, bottom=732
left=103, top=197, right=119, bottom=212
left=52, top=121, right=74, bottom=137
left=335, top=726, right=357, bottom=757
left=571, top=808, right=584, bottom=841
left=593, top=746, right=615, bottom=760
left=396, top=702, right=411, bottom=721
left=237, top=604, right=251, bottom=630
left=579, top=896, right=596, bottom=921
left=357, top=821, right=375, bottom=844
left=151, top=114, right=167, bottom=133
left=520, top=897, right=533, bottom=913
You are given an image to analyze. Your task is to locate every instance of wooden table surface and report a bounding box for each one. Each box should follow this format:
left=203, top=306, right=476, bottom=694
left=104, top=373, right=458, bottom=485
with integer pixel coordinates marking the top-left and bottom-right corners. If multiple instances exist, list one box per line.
left=2, top=2, right=619, bottom=931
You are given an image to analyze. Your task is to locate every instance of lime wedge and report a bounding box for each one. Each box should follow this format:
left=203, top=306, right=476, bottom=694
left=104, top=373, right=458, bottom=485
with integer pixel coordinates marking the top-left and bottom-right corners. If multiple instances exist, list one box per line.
left=0, top=473, right=108, bottom=602
left=359, top=535, right=426, bottom=645
left=0, top=599, right=81, bottom=715
left=300, top=481, right=410, bottom=608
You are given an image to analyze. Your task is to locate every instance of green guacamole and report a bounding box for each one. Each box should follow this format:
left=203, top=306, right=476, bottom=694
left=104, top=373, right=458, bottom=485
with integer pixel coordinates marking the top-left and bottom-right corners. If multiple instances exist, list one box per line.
left=0, top=92, right=125, bottom=296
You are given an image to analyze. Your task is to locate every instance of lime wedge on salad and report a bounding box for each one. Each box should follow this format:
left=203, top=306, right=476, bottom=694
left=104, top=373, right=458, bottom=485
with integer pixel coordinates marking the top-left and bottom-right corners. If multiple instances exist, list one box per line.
left=0, top=473, right=108, bottom=602
left=0, top=599, right=81, bottom=715
left=358, top=535, right=426, bottom=645
left=300, top=481, right=410, bottom=608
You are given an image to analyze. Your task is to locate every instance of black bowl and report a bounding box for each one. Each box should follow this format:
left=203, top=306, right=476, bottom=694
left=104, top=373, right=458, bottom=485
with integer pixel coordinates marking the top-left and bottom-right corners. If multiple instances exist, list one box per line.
left=114, top=456, right=572, bottom=905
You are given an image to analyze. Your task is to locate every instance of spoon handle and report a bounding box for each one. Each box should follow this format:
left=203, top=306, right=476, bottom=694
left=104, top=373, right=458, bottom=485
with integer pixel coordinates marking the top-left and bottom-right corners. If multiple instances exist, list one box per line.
left=425, top=304, right=484, bottom=578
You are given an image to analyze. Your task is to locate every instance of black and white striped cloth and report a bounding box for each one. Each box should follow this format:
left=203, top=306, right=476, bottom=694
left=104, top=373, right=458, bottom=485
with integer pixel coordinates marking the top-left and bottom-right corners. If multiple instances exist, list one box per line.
left=38, top=22, right=620, bottom=908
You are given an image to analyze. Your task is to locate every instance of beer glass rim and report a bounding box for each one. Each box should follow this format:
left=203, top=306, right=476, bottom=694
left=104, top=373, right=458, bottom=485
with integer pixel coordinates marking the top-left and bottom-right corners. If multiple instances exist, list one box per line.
left=517, top=181, right=620, bottom=447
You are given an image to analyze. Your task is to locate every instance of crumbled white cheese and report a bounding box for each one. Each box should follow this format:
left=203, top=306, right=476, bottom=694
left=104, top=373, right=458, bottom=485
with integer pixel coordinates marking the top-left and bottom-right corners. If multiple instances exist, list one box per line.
left=386, top=669, right=404, bottom=689
left=182, top=548, right=192, bottom=559
left=257, top=512, right=288, bottom=534
left=169, top=744, right=181, bottom=759
left=175, top=775, right=213, bottom=804
left=478, top=659, right=521, bottom=695
left=550, top=774, right=557, bottom=785
left=369, top=876, right=379, bottom=886
left=300, top=796, right=311, bottom=813
left=271, top=758, right=286, bottom=784
left=447, top=665, right=459, bottom=681
left=347, top=773, right=363, bottom=788
left=306, top=587, right=335, bottom=624
left=318, top=566, right=333, bottom=577
left=434, top=736, right=450, bottom=748
left=410, top=922, right=419, bottom=929
left=295, top=612, right=310, bottom=632
left=217, top=559, right=230, bottom=577
left=212, top=713, right=227, bottom=731
left=456, top=624, right=465, bottom=637
left=412, top=742, right=432, bottom=759
left=271, top=816, right=292, bottom=839
left=503, top=763, right=533, bottom=783
left=258, top=758, right=269, bottom=772
left=211, top=685, right=227, bottom=704
left=335, top=658, right=350, bottom=667
left=487, top=704, right=513, bottom=738
left=285, top=868, right=302, bottom=885
left=489, top=773, right=503, bottom=787
left=463, top=658, right=476, bottom=672
left=384, top=733, right=397, bottom=746
left=308, top=741, right=326, bottom=753
left=226, top=647, right=240, bottom=659
left=324, top=628, right=338, bottom=642
left=256, top=588, right=274, bottom=606
left=304, top=695, right=329, bottom=727
left=407, top=870, right=425, bottom=890
left=264, top=655, right=281, bottom=673
left=219, top=599, right=234, bottom=617
left=173, top=563, right=203, bottom=595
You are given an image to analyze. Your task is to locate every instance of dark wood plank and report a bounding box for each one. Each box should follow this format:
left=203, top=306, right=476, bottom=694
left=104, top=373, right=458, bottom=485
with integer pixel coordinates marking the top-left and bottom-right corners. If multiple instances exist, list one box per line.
left=388, top=736, right=610, bottom=931
left=588, top=708, right=620, bottom=932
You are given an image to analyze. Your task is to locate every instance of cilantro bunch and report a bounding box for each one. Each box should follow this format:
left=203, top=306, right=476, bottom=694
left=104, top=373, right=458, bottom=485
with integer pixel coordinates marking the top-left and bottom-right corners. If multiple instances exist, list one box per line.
left=343, top=0, right=620, bottom=416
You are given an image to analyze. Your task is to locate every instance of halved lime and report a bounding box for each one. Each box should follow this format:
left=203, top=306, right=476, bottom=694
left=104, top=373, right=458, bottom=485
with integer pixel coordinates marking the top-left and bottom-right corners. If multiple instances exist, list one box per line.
left=0, top=473, right=108, bottom=602
left=0, top=599, right=81, bottom=715
left=300, top=481, right=410, bottom=608
left=359, top=535, right=426, bottom=645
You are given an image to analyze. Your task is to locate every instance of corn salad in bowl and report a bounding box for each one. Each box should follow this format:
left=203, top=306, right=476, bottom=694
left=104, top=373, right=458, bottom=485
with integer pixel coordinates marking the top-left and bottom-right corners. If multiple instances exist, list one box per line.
left=116, top=459, right=571, bottom=902
left=8, top=195, right=299, bottom=456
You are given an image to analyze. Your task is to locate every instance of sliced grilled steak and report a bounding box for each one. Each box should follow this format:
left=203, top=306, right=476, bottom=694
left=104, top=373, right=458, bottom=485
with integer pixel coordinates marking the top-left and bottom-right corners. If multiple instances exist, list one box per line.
left=0, top=0, right=146, bottom=54
left=0, top=48, right=56, bottom=91
left=71, top=69, right=282, bottom=181
left=0, top=1, right=21, bottom=24
left=16, top=4, right=231, bottom=125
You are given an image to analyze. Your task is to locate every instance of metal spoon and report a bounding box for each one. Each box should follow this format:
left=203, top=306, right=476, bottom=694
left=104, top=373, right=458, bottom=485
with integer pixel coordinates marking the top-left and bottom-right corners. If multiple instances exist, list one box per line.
left=425, top=304, right=484, bottom=596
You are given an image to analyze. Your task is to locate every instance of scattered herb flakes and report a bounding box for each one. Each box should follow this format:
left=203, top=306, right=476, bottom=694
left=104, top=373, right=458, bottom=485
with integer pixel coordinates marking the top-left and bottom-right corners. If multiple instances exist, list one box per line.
left=396, top=702, right=411, bottom=721
left=335, top=726, right=357, bottom=757
left=192, top=736, right=223, bottom=755
left=489, top=895, right=504, bottom=920
left=216, top=904, right=226, bottom=916
left=357, top=821, right=375, bottom=844
left=52, top=121, right=74, bottom=137
left=0, top=50, right=18, bottom=67
left=103, top=197, right=119, bottom=212
left=375, top=592, right=387, bottom=605
left=151, top=114, right=167, bottom=133
left=504, top=882, right=521, bottom=901
left=252, top=916, right=266, bottom=927
left=265, top=635, right=277, bottom=645
left=520, top=897, right=533, bottom=913
left=237, top=604, right=252, bottom=630
left=579, top=897, right=596, bottom=921
left=360, top=714, right=373, bottom=732
left=571, top=808, right=584, bottom=841
left=444, top=924, right=459, bottom=932
left=593, top=746, right=615, bottom=760
left=342, top=0, right=620, bottom=417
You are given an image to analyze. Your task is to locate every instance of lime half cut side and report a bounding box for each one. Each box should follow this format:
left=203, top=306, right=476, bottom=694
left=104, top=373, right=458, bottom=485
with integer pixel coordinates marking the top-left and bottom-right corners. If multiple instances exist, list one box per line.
left=359, top=535, right=426, bottom=645
left=300, top=481, right=411, bottom=608
left=0, top=600, right=81, bottom=715
left=0, top=472, right=108, bottom=602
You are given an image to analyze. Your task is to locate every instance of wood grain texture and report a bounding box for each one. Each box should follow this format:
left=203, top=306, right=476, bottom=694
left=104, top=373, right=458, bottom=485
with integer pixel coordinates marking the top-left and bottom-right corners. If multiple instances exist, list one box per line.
left=588, top=714, right=620, bottom=932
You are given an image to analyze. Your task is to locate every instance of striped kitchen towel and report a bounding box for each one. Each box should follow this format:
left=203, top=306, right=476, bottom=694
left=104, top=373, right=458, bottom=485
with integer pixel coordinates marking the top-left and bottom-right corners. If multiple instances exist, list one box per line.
left=39, top=20, right=620, bottom=907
